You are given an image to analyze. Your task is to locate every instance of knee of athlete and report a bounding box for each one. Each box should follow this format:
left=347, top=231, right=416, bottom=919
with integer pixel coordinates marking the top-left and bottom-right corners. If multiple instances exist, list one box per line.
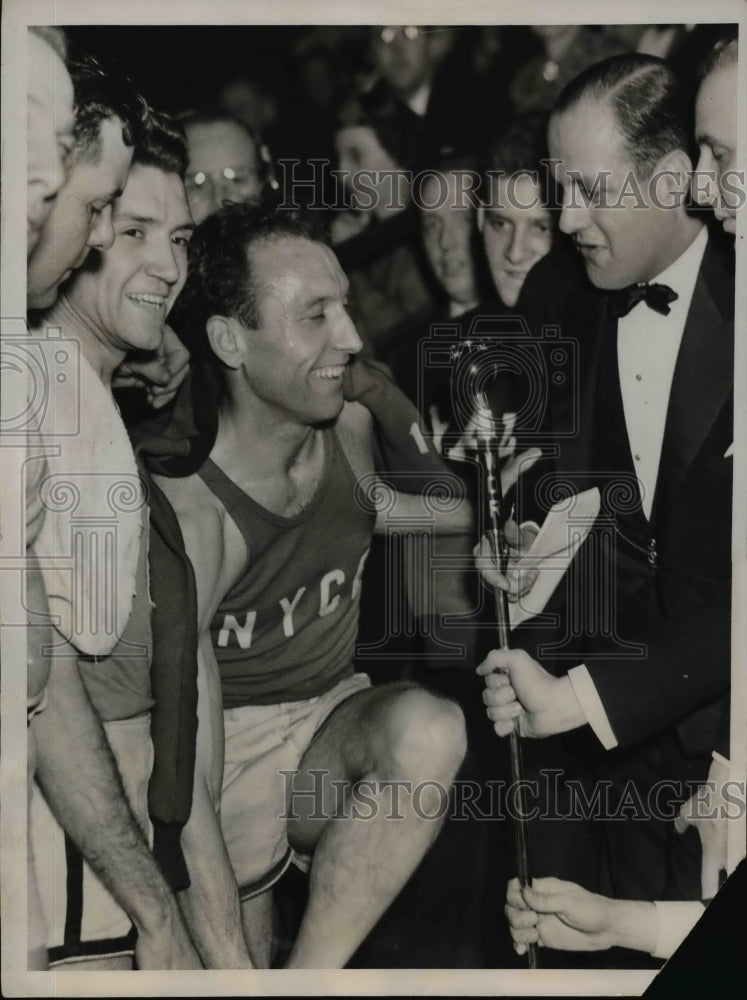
left=376, top=689, right=467, bottom=783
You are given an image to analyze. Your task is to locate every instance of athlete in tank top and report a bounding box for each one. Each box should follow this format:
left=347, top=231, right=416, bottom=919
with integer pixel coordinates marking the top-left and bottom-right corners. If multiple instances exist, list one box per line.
left=198, top=426, right=376, bottom=707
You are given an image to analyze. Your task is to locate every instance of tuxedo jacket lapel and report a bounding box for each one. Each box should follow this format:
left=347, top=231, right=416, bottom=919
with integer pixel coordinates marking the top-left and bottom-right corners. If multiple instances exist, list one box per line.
left=552, top=291, right=609, bottom=480
left=655, top=241, right=734, bottom=518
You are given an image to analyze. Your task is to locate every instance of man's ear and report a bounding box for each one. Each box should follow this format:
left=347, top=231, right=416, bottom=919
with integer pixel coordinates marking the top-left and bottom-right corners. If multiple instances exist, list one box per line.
left=651, top=148, right=693, bottom=208
left=206, top=315, right=245, bottom=370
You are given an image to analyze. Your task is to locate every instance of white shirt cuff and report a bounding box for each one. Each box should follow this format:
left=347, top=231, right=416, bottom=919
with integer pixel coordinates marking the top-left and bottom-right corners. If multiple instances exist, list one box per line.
left=652, top=901, right=705, bottom=959
left=519, top=520, right=541, bottom=535
left=567, top=665, right=618, bottom=750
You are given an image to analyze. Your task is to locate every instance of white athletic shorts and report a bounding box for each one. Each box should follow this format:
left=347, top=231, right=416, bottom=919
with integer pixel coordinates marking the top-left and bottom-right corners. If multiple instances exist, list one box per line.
left=29, top=714, right=153, bottom=967
left=221, top=671, right=371, bottom=899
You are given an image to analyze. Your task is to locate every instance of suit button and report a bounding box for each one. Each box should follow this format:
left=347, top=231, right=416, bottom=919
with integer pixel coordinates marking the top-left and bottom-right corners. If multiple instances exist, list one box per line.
left=648, top=537, right=657, bottom=569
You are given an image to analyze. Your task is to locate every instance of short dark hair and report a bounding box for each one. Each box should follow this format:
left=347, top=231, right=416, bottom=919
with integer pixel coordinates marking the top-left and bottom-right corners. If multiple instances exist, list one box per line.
left=30, top=25, right=68, bottom=61
left=699, top=30, right=739, bottom=81
left=335, top=85, right=424, bottom=171
left=413, top=148, right=485, bottom=206
left=133, top=106, right=188, bottom=178
left=171, top=202, right=325, bottom=363
left=68, top=55, right=146, bottom=163
left=488, top=112, right=548, bottom=176
left=484, top=112, right=558, bottom=209
left=552, top=54, right=694, bottom=177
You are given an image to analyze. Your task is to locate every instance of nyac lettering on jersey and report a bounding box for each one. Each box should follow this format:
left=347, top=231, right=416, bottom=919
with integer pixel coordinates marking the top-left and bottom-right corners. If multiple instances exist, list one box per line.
left=217, top=551, right=369, bottom=650
left=197, top=429, right=377, bottom=707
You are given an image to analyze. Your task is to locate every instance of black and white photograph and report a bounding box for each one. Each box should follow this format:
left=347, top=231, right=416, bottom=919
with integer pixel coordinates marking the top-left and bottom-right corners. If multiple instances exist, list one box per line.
left=1, top=0, right=745, bottom=995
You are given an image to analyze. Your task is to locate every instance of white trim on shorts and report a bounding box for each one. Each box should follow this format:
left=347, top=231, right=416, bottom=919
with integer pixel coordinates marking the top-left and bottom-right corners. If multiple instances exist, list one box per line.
left=222, top=671, right=372, bottom=899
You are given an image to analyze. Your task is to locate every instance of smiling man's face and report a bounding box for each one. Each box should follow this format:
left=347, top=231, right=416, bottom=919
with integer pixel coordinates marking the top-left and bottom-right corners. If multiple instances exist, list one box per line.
left=231, top=236, right=363, bottom=426
left=66, top=164, right=193, bottom=358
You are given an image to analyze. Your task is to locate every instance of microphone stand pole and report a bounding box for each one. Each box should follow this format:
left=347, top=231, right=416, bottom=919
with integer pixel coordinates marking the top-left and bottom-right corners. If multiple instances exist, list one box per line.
left=474, top=391, right=538, bottom=970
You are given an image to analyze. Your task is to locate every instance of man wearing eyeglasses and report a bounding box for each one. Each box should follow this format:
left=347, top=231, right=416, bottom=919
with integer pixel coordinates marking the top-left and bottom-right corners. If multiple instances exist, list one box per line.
left=181, top=108, right=266, bottom=224
left=367, top=25, right=483, bottom=159
left=369, top=25, right=451, bottom=117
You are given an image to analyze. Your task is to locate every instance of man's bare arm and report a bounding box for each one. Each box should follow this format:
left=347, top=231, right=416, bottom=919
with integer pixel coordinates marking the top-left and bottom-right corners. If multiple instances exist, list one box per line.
left=156, top=474, right=254, bottom=968
left=373, top=488, right=474, bottom=537
left=31, top=647, right=200, bottom=969
left=375, top=445, right=541, bottom=537
left=337, top=400, right=543, bottom=539
left=26, top=552, right=52, bottom=706
left=26, top=454, right=53, bottom=705
left=176, top=635, right=254, bottom=967
left=335, top=401, right=474, bottom=537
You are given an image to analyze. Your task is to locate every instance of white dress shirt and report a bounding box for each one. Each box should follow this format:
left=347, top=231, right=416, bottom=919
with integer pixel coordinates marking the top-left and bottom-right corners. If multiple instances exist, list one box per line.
left=569, top=226, right=709, bottom=749
left=406, top=82, right=431, bottom=117
left=617, top=225, right=708, bottom=520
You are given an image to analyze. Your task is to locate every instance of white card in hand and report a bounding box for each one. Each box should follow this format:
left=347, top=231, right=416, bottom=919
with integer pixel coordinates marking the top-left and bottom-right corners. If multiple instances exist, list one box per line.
left=509, top=487, right=601, bottom=628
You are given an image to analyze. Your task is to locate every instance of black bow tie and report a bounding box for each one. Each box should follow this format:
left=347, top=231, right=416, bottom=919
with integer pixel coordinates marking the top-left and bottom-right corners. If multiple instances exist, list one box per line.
left=607, top=282, right=679, bottom=319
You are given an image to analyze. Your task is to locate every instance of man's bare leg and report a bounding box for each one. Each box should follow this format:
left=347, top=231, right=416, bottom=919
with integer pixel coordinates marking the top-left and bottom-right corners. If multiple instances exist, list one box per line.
left=285, top=683, right=466, bottom=968
left=27, top=731, right=48, bottom=971
left=240, top=889, right=274, bottom=968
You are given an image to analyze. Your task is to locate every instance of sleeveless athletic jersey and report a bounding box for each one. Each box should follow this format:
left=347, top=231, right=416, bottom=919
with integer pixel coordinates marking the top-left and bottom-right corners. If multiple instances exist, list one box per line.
left=199, top=428, right=376, bottom=708
left=77, top=509, right=154, bottom=722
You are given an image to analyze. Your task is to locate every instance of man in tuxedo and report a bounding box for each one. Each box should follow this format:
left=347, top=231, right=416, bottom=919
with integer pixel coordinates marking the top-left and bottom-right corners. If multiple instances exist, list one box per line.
left=479, top=53, right=734, bottom=908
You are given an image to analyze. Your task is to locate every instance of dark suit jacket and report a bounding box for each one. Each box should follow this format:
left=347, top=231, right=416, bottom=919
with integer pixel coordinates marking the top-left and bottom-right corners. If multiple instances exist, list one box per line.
left=522, top=228, right=734, bottom=761
left=516, top=230, right=734, bottom=902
